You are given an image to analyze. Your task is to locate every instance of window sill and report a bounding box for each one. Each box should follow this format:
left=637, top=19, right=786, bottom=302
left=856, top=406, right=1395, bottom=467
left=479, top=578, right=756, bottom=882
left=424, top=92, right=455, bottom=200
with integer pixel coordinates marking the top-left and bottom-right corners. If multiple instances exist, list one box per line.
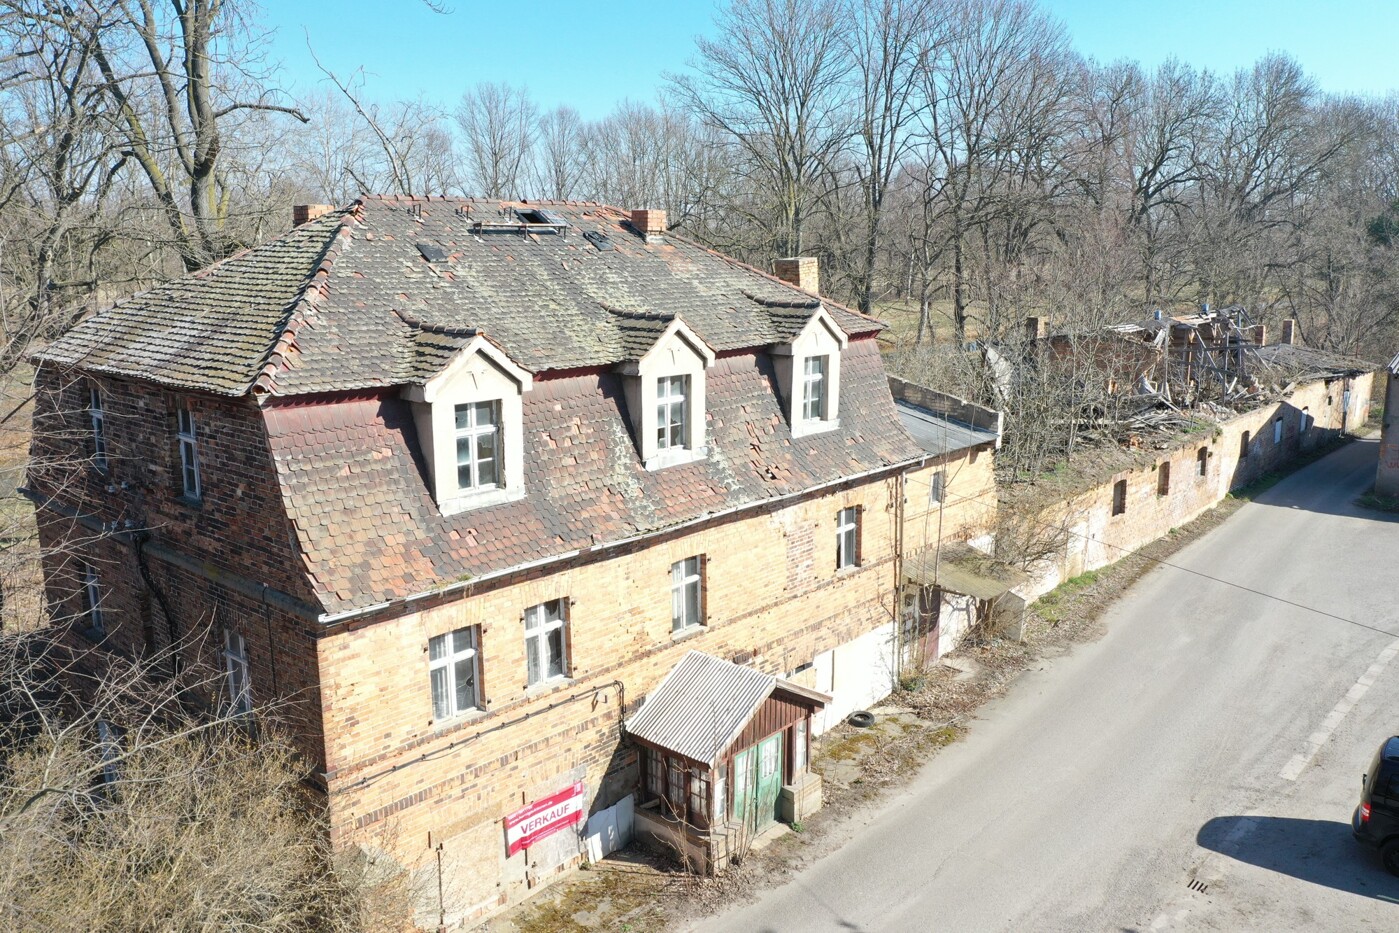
left=431, top=707, right=487, bottom=733
left=439, top=485, right=525, bottom=516
left=791, top=418, right=840, bottom=439
left=835, top=563, right=861, bottom=577
left=645, top=447, right=707, bottom=472
left=523, top=676, right=576, bottom=699
left=77, top=626, right=108, bottom=645
left=176, top=494, right=203, bottom=509
left=671, top=624, right=705, bottom=643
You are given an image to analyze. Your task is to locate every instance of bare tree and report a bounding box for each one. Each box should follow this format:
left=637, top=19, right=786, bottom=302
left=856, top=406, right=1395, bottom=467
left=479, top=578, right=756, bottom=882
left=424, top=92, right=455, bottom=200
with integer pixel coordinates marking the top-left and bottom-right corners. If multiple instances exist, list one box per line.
left=672, top=0, right=853, bottom=257
left=534, top=105, right=586, bottom=201
left=454, top=81, right=538, bottom=199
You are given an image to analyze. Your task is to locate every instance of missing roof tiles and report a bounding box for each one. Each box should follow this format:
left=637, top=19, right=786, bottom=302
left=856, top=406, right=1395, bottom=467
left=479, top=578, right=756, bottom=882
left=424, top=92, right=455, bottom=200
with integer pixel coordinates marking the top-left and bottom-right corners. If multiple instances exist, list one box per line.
left=583, top=230, right=613, bottom=251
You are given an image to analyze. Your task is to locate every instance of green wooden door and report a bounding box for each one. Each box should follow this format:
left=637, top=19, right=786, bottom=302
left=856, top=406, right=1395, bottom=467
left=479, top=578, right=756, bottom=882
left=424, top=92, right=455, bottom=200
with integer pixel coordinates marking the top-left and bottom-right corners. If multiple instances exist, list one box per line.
left=754, top=732, right=783, bottom=830
left=731, top=747, right=754, bottom=826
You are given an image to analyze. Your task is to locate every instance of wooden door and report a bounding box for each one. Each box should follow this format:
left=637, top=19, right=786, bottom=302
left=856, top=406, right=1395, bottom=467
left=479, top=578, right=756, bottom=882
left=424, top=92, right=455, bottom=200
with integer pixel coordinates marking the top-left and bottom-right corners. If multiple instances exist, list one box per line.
left=754, top=732, right=783, bottom=830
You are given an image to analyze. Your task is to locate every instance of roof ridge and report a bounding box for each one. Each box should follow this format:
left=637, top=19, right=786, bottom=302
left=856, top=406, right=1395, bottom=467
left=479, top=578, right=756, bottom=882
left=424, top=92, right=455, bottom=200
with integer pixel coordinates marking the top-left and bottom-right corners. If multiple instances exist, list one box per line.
left=251, top=206, right=358, bottom=395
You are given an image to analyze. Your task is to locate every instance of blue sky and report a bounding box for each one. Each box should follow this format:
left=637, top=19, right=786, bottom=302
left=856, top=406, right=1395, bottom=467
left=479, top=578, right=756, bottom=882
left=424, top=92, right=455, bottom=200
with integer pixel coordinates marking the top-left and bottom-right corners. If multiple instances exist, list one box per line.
left=260, top=0, right=1399, bottom=118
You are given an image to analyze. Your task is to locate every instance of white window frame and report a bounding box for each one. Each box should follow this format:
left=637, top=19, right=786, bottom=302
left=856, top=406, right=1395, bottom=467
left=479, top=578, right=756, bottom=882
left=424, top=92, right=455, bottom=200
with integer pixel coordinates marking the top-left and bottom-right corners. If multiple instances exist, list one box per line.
left=655, top=375, right=689, bottom=452
left=793, top=718, right=808, bottom=773
left=836, top=507, right=859, bottom=570
left=223, top=629, right=251, bottom=716
left=1300, top=407, right=1310, bottom=432
left=524, top=599, right=568, bottom=686
left=177, top=404, right=201, bottom=500
left=81, top=562, right=103, bottom=633
left=429, top=626, right=481, bottom=721
left=801, top=355, right=827, bottom=422
left=671, top=556, right=704, bottom=632
left=1273, top=416, right=1283, bottom=444
left=89, top=386, right=107, bottom=472
left=453, top=400, right=501, bottom=492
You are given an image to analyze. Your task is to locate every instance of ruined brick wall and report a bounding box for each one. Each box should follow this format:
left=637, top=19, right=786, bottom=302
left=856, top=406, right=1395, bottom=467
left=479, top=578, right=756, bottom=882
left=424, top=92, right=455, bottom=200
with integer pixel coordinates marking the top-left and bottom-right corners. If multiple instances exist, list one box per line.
left=27, top=364, right=326, bottom=767
left=1020, top=371, right=1375, bottom=597
left=318, top=473, right=908, bottom=924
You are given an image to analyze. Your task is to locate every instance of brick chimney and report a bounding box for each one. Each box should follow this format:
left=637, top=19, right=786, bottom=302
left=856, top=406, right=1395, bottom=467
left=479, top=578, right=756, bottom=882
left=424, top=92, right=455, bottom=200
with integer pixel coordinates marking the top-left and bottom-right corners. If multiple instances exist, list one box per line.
left=774, top=257, right=820, bottom=296
left=630, top=209, right=667, bottom=240
left=293, top=204, right=333, bottom=227
left=1280, top=318, right=1297, bottom=345
left=1025, top=316, right=1046, bottom=342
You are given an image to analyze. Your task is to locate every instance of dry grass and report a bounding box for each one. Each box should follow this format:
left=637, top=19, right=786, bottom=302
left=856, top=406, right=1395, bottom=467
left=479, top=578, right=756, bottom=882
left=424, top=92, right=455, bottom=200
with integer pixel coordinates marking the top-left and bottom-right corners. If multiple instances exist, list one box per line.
left=1, top=363, right=41, bottom=631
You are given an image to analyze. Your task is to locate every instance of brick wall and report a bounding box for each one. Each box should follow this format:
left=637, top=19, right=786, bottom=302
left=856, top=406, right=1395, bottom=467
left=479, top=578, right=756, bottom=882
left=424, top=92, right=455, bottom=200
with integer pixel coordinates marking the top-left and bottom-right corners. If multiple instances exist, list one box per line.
left=1020, top=371, right=1375, bottom=597
left=1377, top=372, right=1399, bottom=497
left=318, top=473, right=911, bottom=923
left=28, top=364, right=326, bottom=766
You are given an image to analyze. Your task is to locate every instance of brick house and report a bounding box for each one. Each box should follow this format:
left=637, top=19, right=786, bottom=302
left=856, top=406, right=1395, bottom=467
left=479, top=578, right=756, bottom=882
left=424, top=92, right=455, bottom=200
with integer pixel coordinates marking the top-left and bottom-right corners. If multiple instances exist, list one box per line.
left=26, top=197, right=997, bottom=925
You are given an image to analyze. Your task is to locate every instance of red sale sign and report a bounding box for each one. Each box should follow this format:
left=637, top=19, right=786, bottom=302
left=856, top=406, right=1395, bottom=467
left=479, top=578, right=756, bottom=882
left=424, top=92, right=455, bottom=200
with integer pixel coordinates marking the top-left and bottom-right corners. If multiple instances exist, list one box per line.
left=504, top=782, right=586, bottom=856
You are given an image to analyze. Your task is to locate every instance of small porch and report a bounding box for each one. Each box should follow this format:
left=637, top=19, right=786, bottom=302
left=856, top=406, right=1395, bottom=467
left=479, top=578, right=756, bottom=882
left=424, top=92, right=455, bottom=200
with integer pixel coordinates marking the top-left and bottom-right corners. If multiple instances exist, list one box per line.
left=625, top=650, right=829, bottom=874
left=902, top=543, right=1031, bottom=668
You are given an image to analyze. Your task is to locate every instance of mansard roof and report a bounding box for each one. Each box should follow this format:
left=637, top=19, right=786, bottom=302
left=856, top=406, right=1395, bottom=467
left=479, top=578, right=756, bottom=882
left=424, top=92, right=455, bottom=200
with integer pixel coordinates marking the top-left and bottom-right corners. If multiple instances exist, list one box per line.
left=263, top=338, right=922, bottom=616
left=37, top=196, right=880, bottom=396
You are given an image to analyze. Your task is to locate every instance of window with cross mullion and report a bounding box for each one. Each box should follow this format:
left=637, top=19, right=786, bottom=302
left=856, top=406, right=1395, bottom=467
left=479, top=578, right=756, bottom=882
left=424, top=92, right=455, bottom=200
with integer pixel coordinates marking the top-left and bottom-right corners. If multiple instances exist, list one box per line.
left=802, top=356, right=827, bottom=421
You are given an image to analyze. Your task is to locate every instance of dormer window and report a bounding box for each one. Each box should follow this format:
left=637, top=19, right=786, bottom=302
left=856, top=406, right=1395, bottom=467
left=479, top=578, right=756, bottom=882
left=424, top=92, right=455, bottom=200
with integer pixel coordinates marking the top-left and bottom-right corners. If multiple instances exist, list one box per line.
left=771, top=306, right=848, bottom=438
left=403, top=335, right=532, bottom=516
left=614, top=315, right=715, bottom=470
left=455, top=401, right=500, bottom=489
left=656, top=376, right=690, bottom=451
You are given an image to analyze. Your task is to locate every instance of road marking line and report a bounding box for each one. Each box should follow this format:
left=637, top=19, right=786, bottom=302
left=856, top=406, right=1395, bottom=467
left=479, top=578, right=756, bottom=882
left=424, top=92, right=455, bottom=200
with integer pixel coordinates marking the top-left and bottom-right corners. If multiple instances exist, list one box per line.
left=1280, top=638, right=1399, bottom=781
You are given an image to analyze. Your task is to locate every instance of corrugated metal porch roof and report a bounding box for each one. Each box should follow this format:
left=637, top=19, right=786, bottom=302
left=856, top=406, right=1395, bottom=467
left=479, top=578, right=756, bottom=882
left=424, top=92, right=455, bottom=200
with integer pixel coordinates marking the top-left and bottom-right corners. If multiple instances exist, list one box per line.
left=626, top=651, right=829, bottom=767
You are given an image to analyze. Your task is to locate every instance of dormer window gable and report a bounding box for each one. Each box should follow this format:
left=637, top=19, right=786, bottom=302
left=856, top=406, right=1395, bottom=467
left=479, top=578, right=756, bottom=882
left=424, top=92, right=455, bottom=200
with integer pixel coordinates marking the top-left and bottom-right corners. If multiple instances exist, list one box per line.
left=403, top=335, right=533, bottom=516
left=771, top=306, right=848, bottom=438
left=616, top=317, right=716, bottom=471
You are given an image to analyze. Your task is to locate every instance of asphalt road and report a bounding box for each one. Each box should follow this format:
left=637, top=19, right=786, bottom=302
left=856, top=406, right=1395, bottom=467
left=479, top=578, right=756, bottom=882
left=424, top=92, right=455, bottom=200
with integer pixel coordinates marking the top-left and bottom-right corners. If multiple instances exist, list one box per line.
left=694, top=437, right=1399, bottom=933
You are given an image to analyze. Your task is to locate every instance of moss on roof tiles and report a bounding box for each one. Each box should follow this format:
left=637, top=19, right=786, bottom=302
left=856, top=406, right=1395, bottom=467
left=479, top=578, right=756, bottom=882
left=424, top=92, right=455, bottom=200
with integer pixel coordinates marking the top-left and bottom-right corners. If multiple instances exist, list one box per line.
left=37, top=196, right=886, bottom=397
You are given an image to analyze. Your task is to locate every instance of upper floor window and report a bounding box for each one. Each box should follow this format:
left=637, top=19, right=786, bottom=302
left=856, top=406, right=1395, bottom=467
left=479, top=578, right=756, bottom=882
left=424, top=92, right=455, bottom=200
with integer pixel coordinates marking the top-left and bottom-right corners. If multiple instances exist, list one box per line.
left=671, top=556, right=704, bottom=632
left=430, top=626, right=481, bottom=720
left=836, top=507, right=860, bottom=570
left=1273, top=416, right=1283, bottom=445
left=455, top=401, right=500, bottom=490
left=524, top=599, right=568, bottom=686
left=656, top=375, right=689, bottom=451
left=223, top=629, right=251, bottom=717
left=1196, top=447, right=1208, bottom=477
left=177, top=404, right=201, bottom=500
left=801, top=356, right=827, bottom=422
left=1157, top=462, right=1170, bottom=496
left=81, top=562, right=104, bottom=634
left=89, top=385, right=107, bottom=472
left=1300, top=407, right=1311, bottom=432
left=1240, top=430, right=1251, bottom=460
left=1111, top=479, right=1127, bottom=516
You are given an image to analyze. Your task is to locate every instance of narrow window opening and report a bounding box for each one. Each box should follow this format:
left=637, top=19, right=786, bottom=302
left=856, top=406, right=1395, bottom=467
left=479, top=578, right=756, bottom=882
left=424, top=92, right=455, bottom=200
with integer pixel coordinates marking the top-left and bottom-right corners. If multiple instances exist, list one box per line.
left=1111, top=479, right=1127, bottom=516
left=454, top=401, right=501, bottom=491
left=1240, top=430, right=1250, bottom=460
left=89, top=386, right=107, bottom=472
left=81, top=562, right=104, bottom=634
left=1197, top=447, right=1208, bottom=477
left=670, top=556, right=704, bottom=632
left=929, top=470, right=945, bottom=505
left=1157, top=462, right=1170, bottom=496
left=656, top=375, right=689, bottom=451
left=223, top=629, right=251, bottom=716
left=177, top=404, right=201, bottom=500
left=836, top=507, right=860, bottom=570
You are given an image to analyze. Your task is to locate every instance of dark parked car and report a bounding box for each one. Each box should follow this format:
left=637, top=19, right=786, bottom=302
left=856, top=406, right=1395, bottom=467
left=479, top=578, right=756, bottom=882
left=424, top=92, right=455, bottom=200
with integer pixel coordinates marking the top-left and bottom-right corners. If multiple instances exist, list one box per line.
left=1353, top=736, right=1399, bottom=875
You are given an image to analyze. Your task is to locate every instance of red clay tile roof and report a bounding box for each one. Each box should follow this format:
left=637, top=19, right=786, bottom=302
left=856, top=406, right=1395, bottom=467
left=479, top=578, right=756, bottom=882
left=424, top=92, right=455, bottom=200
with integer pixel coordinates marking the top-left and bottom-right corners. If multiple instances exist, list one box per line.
left=263, top=338, right=922, bottom=615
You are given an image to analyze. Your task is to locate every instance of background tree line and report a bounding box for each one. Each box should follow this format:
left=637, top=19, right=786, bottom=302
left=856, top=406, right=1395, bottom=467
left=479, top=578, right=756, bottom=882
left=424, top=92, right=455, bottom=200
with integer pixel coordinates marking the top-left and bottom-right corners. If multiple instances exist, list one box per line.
left=4, top=0, right=1398, bottom=374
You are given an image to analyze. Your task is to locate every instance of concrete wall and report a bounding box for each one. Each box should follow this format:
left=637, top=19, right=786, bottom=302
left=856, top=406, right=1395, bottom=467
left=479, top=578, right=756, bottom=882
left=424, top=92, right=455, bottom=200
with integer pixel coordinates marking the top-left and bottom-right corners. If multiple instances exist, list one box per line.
left=1377, top=371, right=1399, bottom=497
left=1018, top=371, right=1375, bottom=599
